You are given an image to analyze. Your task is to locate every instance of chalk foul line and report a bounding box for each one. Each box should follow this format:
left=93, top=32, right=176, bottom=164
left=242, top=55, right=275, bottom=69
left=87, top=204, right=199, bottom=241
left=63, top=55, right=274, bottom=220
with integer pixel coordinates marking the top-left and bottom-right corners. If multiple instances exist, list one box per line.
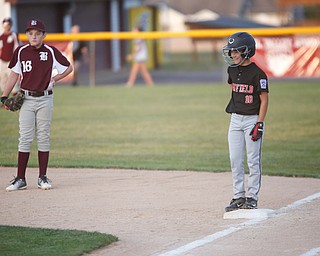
left=157, top=192, right=320, bottom=256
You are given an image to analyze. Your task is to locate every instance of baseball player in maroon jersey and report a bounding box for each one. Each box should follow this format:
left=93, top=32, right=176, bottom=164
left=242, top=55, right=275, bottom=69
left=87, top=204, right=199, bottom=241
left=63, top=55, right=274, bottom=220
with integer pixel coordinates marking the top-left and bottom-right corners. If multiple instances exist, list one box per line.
left=222, top=32, right=269, bottom=211
left=1, top=19, right=73, bottom=191
left=0, top=17, right=19, bottom=94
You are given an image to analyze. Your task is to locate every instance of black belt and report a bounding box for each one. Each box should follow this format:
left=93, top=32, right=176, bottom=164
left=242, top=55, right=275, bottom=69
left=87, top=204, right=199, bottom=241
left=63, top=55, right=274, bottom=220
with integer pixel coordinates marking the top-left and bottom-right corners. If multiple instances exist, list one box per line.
left=20, top=90, right=53, bottom=97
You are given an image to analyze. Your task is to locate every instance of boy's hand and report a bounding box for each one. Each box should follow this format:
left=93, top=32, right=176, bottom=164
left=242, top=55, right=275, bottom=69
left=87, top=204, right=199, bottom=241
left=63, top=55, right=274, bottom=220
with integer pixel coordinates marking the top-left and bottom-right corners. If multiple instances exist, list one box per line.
left=250, top=122, right=264, bottom=141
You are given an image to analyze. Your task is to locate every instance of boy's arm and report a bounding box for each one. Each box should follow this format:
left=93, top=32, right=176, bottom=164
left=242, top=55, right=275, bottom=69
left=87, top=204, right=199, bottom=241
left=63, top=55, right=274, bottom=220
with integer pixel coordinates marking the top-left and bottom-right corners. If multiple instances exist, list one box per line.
left=52, top=65, right=73, bottom=84
left=258, top=92, right=268, bottom=122
left=1, top=71, right=20, bottom=97
left=249, top=91, right=269, bottom=141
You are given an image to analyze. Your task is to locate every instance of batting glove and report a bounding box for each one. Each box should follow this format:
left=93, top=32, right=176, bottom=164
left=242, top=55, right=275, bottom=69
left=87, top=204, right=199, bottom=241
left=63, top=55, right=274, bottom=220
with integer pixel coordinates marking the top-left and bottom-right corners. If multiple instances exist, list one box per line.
left=250, top=122, right=264, bottom=142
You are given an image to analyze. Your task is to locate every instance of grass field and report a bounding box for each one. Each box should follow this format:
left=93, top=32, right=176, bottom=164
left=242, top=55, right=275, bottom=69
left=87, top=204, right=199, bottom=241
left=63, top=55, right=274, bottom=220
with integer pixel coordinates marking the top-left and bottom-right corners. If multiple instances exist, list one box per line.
left=0, top=225, right=118, bottom=256
left=0, top=81, right=319, bottom=178
left=161, top=51, right=223, bottom=71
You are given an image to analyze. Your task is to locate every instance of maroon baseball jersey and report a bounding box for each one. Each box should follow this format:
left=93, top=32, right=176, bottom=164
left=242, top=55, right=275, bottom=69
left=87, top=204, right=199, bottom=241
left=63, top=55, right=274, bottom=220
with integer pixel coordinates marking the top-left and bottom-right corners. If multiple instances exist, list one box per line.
left=9, top=43, right=70, bottom=91
left=225, top=62, right=269, bottom=115
left=0, top=32, right=18, bottom=62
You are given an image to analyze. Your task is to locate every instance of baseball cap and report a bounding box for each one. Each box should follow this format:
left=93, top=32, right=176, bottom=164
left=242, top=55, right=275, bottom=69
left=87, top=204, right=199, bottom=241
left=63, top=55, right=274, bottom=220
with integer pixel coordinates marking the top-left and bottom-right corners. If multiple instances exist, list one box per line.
left=25, top=19, right=46, bottom=32
left=2, top=17, right=12, bottom=25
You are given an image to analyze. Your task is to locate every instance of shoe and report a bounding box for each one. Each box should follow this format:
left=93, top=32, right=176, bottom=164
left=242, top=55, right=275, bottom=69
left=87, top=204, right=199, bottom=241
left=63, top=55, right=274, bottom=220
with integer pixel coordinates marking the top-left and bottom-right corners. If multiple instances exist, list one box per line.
left=6, top=177, right=27, bottom=191
left=242, top=197, right=258, bottom=209
left=225, top=197, right=246, bottom=212
left=38, top=176, right=52, bottom=190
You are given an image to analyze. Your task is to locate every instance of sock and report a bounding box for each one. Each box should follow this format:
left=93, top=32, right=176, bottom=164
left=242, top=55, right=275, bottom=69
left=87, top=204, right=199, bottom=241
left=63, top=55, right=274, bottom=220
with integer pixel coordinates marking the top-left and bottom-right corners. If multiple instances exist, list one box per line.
left=17, top=151, right=30, bottom=179
left=38, top=151, right=49, bottom=177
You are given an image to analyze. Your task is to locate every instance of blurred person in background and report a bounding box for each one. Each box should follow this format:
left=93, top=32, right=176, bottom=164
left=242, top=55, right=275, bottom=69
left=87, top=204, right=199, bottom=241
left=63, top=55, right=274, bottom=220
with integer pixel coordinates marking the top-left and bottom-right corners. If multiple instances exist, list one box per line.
left=66, top=25, right=88, bottom=86
left=0, top=17, right=19, bottom=95
left=126, top=26, right=154, bottom=87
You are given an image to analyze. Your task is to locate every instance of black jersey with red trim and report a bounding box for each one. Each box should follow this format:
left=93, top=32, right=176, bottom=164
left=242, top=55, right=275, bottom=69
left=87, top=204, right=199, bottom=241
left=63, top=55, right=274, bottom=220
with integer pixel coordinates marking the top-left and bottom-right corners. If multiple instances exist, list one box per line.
left=225, top=62, right=269, bottom=115
left=9, top=43, right=70, bottom=91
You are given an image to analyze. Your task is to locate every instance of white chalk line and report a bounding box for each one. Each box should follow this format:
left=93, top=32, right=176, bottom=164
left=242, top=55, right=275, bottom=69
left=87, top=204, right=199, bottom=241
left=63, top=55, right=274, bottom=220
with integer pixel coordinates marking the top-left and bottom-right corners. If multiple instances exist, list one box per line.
left=157, top=192, right=320, bottom=256
left=276, top=192, right=320, bottom=214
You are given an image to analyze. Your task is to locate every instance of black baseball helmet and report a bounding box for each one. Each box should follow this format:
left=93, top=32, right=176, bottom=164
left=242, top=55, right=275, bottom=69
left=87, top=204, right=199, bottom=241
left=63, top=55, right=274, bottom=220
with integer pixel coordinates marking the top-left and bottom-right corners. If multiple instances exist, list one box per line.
left=222, top=32, right=256, bottom=67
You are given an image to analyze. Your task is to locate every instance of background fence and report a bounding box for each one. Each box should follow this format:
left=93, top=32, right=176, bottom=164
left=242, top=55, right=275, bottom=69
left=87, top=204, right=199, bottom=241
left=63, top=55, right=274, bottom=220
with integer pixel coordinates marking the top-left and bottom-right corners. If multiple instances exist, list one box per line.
left=19, top=27, right=320, bottom=86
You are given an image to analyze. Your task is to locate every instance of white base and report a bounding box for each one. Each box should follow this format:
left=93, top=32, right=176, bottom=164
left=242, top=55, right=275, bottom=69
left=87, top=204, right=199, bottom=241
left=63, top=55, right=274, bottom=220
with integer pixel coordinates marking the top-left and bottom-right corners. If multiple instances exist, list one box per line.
left=223, top=209, right=275, bottom=220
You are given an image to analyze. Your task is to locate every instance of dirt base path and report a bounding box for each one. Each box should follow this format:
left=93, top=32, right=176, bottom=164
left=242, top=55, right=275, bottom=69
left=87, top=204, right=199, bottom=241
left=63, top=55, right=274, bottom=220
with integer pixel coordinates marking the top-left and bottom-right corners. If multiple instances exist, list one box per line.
left=1, top=167, right=319, bottom=256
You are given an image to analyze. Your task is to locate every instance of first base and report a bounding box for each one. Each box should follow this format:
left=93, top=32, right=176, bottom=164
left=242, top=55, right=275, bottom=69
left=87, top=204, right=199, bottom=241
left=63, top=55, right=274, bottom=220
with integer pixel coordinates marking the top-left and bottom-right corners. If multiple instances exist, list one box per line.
left=223, top=209, right=275, bottom=220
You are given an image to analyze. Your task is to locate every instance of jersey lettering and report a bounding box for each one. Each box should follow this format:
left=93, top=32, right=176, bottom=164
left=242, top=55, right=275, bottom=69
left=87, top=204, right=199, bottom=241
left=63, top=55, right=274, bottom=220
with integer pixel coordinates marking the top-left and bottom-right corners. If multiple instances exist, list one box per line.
left=245, top=95, right=253, bottom=104
left=39, top=52, right=48, bottom=61
left=21, top=60, right=32, bottom=72
left=231, top=83, right=253, bottom=94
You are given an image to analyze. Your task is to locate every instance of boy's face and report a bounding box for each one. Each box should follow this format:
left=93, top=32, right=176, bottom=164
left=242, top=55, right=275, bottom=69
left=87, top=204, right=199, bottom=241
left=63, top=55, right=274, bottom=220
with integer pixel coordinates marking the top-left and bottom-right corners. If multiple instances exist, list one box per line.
left=230, top=50, right=244, bottom=65
left=26, top=29, right=46, bottom=48
left=2, top=21, right=11, bottom=32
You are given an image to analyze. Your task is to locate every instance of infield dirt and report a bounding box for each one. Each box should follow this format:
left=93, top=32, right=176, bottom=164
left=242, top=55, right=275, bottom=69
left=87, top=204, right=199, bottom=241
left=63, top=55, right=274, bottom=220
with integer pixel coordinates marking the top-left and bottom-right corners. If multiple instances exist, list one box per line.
left=1, top=167, right=319, bottom=256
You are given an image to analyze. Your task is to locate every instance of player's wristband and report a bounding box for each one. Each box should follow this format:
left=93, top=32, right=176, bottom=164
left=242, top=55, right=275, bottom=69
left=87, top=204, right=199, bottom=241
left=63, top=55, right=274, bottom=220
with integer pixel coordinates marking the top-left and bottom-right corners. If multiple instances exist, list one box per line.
left=257, top=122, right=264, bottom=129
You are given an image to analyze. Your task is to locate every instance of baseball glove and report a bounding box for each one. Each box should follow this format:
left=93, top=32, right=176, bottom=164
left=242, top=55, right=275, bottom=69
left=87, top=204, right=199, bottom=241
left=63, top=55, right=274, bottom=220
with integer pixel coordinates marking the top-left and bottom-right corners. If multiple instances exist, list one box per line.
left=2, top=91, right=25, bottom=112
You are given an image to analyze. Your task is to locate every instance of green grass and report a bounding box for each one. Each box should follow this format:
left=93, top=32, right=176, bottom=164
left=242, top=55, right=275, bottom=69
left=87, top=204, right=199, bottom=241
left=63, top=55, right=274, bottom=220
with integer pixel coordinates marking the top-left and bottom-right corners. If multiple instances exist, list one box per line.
left=161, top=51, right=223, bottom=71
left=0, top=225, right=118, bottom=256
left=0, top=82, right=319, bottom=177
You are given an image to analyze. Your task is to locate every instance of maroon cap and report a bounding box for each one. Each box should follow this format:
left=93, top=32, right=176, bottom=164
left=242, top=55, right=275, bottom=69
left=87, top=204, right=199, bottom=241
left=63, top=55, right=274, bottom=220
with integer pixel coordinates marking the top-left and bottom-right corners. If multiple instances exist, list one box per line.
left=25, top=19, right=46, bottom=32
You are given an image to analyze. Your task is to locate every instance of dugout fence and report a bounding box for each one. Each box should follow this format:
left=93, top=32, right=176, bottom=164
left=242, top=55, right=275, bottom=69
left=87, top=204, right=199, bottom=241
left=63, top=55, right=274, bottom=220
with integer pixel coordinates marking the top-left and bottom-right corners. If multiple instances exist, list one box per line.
left=19, top=27, right=320, bottom=86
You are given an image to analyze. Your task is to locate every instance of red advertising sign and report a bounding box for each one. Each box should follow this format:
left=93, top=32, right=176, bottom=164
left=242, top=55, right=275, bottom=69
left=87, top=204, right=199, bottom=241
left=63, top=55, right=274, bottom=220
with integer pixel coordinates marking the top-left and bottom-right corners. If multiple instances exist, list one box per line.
left=252, top=35, right=320, bottom=78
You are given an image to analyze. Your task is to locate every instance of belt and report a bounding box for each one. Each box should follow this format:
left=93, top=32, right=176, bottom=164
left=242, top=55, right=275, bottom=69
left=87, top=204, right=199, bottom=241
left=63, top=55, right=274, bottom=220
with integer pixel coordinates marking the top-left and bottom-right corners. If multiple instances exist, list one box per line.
left=20, top=90, right=53, bottom=97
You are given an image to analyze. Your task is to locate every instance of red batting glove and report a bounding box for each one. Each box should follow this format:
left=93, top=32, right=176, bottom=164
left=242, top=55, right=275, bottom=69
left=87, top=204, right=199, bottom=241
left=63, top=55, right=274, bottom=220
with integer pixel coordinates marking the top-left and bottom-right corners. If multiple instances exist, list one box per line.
left=250, top=122, right=264, bottom=141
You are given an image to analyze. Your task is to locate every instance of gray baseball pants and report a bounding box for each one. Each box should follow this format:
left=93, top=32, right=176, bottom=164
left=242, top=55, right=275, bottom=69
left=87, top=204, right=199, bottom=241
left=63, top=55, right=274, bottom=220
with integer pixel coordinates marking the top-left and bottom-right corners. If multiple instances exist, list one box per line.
left=18, top=94, right=54, bottom=152
left=228, top=113, right=263, bottom=201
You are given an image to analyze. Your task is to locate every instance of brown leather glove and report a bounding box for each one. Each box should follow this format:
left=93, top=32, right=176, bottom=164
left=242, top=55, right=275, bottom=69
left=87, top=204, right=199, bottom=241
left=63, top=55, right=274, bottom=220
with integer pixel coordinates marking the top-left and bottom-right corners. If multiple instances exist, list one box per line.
left=2, top=91, right=25, bottom=112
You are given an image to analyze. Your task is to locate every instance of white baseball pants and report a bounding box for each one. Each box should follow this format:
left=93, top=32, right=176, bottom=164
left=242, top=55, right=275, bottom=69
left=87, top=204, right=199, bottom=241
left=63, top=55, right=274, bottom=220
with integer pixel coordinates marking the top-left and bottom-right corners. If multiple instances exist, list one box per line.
left=18, top=94, right=54, bottom=152
left=228, top=113, right=263, bottom=201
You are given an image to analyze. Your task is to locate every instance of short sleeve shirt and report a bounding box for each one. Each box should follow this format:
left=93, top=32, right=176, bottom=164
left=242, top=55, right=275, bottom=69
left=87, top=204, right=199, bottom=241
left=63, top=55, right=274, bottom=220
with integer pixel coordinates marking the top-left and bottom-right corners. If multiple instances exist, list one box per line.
left=226, top=62, right=269, bottom=115
left=134, top=38, right=147, bottom=62
left=0, top=32, right=19, bottom=62
left=9, top=43, right=70, bottom=91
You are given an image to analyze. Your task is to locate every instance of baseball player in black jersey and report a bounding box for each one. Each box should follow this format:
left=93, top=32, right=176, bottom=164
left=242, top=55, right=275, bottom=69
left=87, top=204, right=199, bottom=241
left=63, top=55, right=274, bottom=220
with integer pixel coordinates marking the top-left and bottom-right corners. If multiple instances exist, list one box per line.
left=222, top=32, right=269, bottom=212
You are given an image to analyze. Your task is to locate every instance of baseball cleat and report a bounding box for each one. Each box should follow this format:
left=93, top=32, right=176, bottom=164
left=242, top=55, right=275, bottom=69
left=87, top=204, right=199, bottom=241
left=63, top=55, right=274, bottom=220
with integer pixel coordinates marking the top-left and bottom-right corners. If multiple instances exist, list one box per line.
left=38, top=176, right=52, bottom=190
left=241, top=197, right=258, bottom=209
left=6, top=177, right=27, bottom=191
left=225, top=197, right=246, bottom=212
